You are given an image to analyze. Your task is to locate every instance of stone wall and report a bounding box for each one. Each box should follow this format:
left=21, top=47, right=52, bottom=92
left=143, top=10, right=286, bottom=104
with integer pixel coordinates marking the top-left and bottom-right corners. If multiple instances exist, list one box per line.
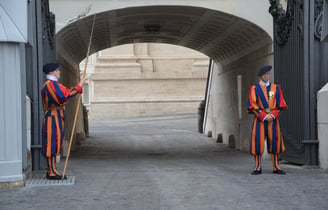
left=318, top=83, right=328, bottom=170
left=88, top=43, right=209, bottom=119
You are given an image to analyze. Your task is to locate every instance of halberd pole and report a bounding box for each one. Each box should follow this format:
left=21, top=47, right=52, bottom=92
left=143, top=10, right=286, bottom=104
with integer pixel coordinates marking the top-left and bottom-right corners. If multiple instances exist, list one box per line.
left=62, top=14, right=96, bottom=180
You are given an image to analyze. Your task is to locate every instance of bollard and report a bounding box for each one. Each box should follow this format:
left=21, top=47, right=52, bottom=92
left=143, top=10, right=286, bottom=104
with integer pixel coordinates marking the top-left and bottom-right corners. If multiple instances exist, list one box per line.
left=228, top=135, right=236, bottom=149
left=216, top=133, right=223, bottom=143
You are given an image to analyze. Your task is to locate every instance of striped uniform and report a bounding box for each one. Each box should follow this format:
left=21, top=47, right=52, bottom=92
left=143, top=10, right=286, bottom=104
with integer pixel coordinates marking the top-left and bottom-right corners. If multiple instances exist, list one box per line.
left=41, top=79, right=82, bottom=177
left=41, top=80, right=82, bottom=157
left=247, top=83, right=288, bottom=156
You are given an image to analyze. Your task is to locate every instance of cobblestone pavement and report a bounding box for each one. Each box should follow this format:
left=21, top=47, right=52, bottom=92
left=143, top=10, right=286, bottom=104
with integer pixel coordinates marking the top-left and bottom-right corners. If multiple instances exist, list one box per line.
left=0, top=114, right=328, bottom=210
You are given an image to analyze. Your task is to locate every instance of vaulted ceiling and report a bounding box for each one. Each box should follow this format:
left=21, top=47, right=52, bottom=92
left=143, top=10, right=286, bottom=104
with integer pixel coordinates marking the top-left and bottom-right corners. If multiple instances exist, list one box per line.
left=56, top=6, right=271, bottom=64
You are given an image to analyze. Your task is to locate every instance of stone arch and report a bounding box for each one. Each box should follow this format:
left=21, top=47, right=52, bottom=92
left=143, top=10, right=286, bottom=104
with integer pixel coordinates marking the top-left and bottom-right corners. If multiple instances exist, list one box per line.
left=56, top=5, right=272, bottom=65
left=54, top=4, right=273, bottom=153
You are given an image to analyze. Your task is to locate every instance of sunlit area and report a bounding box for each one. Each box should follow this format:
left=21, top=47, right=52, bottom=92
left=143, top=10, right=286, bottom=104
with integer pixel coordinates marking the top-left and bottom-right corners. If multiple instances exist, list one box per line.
left=79, top=43, right=209, bottom=120
left=75, top=43, right=211, bottom=167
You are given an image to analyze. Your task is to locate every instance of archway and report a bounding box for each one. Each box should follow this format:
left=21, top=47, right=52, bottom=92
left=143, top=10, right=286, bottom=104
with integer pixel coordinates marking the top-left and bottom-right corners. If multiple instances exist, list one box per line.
left=56, top=5, right=271, bottom=64
left=54, top=4, right=272, bottom=160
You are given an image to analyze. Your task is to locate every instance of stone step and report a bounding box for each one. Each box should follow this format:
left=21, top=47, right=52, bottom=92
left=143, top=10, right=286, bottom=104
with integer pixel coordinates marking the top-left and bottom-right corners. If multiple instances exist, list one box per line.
left=91, top=71, right=207, bottom=80
left=97, top=56, right=138, bottom=64
left=90, top=96, right=204, bottom=103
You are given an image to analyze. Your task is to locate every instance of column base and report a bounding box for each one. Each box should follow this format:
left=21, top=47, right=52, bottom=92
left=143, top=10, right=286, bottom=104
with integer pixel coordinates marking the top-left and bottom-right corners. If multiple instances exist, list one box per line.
left=0, top=180, right=24, bottom=189
left=0, top=160, right=24, bottom=184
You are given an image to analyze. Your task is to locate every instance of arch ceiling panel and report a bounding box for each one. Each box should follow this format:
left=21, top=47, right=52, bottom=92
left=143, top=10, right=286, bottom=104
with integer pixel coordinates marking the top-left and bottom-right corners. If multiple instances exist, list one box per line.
left=56, top=6, right=271, bottom=63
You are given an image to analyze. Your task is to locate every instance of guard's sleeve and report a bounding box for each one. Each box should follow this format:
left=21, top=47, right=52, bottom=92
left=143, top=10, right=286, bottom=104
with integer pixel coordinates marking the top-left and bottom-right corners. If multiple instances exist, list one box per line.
left=270, top=109, right=280, bottom=119
left=276, top=84, right=288, bottom=110
left=269, top=85, right=287, bottom=119
left=51, top=81, right=83, bottom=103
left=246, top=85, right=267, bottom=121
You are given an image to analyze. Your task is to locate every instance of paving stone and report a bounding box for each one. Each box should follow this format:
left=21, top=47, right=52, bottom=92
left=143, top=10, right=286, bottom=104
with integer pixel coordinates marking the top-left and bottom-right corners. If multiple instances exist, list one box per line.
left=0, top=114, right=327, bottom=210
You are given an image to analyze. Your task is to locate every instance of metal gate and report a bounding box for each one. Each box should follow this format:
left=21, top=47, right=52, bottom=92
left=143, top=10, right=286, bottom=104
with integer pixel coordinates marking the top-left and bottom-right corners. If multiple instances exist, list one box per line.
left=27, top=0, right=56, bottom=170
left=269, top=0, right=328, bottom=165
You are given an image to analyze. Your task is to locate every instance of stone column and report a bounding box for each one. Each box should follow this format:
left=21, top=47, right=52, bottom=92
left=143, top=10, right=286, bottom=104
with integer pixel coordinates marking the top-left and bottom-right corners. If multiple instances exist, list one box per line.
left=134, top=43, right=153, bottom=72
left=318, top=83, right=328, bottom=170
left=0, top=43, right=24, bottom=184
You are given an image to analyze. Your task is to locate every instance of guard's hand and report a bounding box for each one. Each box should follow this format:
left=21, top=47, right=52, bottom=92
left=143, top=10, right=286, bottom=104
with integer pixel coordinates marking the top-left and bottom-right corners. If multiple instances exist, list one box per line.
left=79, top=77, right=86, bottom=87
left=265, top=114, right=273, bottom=122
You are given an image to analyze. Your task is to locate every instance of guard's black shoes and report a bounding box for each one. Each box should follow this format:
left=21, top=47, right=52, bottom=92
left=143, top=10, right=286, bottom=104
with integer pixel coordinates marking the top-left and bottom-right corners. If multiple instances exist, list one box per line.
left=251, top=168, right=262, bottom=175
left=273, top=169, right=286, bottom=175
left=46, top=173, right=67, bottom=180
left=46, top=174, right=62, bottom=180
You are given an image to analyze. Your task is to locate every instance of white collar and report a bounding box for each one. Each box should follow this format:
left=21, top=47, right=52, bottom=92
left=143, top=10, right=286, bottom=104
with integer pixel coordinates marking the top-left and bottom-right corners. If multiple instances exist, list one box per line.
left=46, top=74, right=58, bottom=81
left=259, top=80, right=270, bottom=87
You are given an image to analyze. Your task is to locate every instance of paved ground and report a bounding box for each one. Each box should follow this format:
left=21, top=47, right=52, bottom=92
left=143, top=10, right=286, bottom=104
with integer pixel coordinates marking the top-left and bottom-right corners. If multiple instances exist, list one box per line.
left=0, top=114, right=328, bottom=210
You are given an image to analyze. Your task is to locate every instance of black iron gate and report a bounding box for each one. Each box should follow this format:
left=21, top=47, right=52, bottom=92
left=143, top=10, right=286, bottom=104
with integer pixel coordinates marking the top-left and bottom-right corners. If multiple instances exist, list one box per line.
left=269, top=0, right=328, bottom=165
left=27, top=0, right=56, bottom=170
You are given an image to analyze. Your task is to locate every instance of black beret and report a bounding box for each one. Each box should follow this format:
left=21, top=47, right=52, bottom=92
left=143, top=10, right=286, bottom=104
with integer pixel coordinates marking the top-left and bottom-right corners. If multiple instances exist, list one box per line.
left=257, top=65, right=272, bottom=76
left=43, top=63, right=59, bottom=74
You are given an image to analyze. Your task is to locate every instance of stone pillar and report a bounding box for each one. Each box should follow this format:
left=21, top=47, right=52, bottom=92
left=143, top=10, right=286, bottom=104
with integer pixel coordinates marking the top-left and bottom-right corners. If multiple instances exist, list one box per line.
left=134, top=43, right=153, bottom=72
left=0, top=43, right=24, bottom=183
left=318, top=83, right=328, bottom=170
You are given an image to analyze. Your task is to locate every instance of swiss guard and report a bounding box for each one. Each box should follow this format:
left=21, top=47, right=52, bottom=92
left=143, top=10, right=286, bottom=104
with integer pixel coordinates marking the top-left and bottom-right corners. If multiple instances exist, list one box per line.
left=41, top=63, right=85, bottom=180
left=246, top=65, right=288, bottom=175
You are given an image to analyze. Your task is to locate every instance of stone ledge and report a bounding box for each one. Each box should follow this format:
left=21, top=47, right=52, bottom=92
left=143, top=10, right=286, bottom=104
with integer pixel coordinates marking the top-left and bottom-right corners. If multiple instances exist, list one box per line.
left=98, top=56, right=208, bottom=60
left=91, top=97, right=203, bottom=104
left=95, top=63, right=141, bottom=67
left=97, top=56, right=138, bottom=63
left=0, top=181, right=24, bottom=189
left=91, top=73, right=207, bottom=80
